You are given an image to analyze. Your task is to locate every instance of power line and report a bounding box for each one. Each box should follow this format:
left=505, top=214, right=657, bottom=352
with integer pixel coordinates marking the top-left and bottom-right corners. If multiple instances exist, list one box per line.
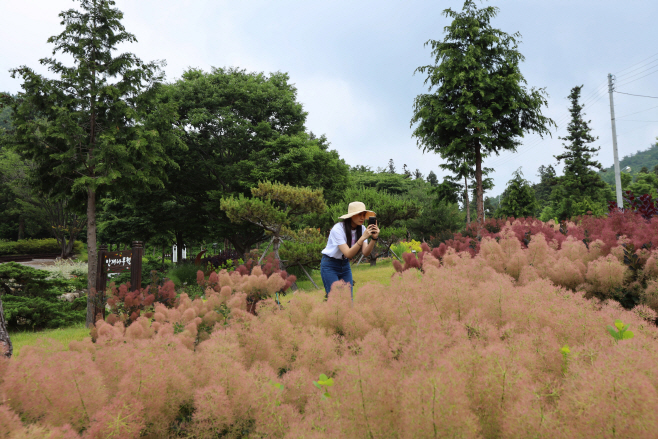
left=616, top=104, right=658, bottom=119
left=615, top=91, right=658, bottom=99
left=616, top=120, right=658, bottom=123
left=615, top=59, right=658, bottom=81
left=614, top=52, right=658, bottom=76
left=616, top=66, right=658, bottom=87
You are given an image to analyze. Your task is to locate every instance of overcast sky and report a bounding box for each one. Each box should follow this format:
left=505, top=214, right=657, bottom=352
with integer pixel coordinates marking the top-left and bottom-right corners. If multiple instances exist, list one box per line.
left=2, top=0, right=657, bottom=196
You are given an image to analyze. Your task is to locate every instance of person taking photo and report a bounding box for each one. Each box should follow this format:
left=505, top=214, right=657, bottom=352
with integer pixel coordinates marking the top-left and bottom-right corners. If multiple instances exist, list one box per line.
left=320, top=201, right=380, bottom=298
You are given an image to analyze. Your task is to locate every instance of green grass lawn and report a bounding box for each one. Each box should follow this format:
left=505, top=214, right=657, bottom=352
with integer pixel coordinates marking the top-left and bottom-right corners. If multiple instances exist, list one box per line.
left=9, top=322, right=90, bottom=357
left=285, top=258, right=396, bottom=303
left=9, top=260, right=397, bottom=355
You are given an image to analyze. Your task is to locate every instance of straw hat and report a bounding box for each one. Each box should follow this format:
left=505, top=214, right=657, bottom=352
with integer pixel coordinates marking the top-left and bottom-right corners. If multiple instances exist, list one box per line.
left=338, top=201, right=376, bottom=220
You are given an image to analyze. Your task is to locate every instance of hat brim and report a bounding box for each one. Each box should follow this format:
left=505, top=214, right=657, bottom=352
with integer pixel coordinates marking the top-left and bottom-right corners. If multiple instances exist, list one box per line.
left=338, top=210, right=376, bottom=220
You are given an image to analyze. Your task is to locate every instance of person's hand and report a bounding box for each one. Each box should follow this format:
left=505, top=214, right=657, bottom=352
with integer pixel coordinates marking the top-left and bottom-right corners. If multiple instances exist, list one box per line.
left=367, top=224, right=380, bottom=239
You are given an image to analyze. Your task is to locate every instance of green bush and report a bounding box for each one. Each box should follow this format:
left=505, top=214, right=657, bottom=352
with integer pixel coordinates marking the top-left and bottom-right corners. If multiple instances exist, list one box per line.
left=166, top=262, right=200, bottom=288
left=0, top=262, right=85, bottom=330
left=0, top=239, right=84, bottom=256
left=3, top=295, right=86, bottom=330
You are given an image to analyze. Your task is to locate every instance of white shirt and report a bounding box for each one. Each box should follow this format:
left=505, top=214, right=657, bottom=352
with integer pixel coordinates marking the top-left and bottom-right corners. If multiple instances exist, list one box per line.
left=321, top=223, right=368, bottom=259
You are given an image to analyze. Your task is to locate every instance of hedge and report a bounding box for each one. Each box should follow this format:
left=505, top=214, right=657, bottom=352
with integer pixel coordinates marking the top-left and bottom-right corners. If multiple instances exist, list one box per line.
left=0, top=239, right=84, bottom=256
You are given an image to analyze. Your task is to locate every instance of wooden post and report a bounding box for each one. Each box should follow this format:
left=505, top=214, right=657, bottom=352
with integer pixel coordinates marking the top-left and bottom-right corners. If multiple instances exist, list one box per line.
left=94, top=244, right=108, bottom=323
left=131, top=241, right=143, bottom=291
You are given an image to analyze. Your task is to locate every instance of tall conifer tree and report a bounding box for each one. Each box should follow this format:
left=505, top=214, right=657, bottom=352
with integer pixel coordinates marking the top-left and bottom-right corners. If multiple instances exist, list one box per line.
left=549, top=85, right=611, bottom=219
left=411, top=0, right=553, bottom=225
left=5, top=0, right=176, bottom=326
left=555, top=85, right=608, bottom=197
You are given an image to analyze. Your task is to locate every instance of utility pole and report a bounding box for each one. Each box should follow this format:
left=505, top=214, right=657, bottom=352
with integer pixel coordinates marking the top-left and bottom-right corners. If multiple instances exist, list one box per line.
left=608, top=73, right=623, bottom=208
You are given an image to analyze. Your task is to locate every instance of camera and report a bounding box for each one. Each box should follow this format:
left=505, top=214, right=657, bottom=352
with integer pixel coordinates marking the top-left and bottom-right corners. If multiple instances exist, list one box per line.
left=368, top=216, right=377, bottom=226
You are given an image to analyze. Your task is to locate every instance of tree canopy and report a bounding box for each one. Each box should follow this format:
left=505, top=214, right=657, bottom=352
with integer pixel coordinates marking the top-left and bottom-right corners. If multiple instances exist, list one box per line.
left=411, top=0, right=553, bottom=225
left=3, top=0, right=179, bottom=325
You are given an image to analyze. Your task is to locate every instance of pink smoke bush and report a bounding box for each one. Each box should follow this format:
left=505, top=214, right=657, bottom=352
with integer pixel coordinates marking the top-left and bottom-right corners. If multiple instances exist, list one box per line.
left=1, top=252, right=657, bottom=437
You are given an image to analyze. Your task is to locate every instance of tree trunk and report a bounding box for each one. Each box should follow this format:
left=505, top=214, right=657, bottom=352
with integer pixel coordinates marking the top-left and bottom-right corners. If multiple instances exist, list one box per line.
left=86, top=186, right=97, bottom=328
left=464, top=176, right=471, bottom=224
left=0, top=296, right=12, bottom=358
left=272, top=236, right=283, bottom=270
left=18, top=215, right=25, bottom=240
left=475, top=142, right=484, bottom=225
left=176, top=231, right=184, bottom=264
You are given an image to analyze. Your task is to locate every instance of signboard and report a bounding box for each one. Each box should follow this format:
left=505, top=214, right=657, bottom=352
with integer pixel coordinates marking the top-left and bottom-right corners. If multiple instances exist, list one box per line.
left=103, top=251, right=133, bottom=273
left=93, top=242, right=143, bottom=322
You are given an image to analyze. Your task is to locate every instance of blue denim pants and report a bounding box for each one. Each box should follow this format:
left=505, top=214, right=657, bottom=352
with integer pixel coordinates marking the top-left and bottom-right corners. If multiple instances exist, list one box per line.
left=320, top=254, right=353, bottom=299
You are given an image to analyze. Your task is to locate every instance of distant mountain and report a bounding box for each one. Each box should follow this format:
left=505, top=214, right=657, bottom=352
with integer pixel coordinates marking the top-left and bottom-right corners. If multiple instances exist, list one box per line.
left=599, top=140, right=658, bottom=186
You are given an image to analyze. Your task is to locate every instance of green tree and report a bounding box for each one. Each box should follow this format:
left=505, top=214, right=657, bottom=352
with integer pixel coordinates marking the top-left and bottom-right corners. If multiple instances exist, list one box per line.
left=426, top=170, right=439, bottom=187
left=0, top=150, right=84, bottom=258
left=220, top=182, right=326, bottom=269
left=155, top=68, right=348, bottom=257
left=628, top=172, right=658, bottom=198
left=497, top=169, right=538, bottom=218
left=405, top=183, right=464, bottom=241
left=0, top=94, right=12, bottom=131
left=548, top=85, right=613, bottom=219
left=532, top=165, right=557, bottom=215
left=554, top=86, right=608, bottom=198
left=411, top=0, right=553, bottom=225
left=4, top=0, right=177, bottom=326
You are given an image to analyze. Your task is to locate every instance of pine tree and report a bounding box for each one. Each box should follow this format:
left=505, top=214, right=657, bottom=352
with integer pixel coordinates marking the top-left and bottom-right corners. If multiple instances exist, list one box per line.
left=497, top=169, right=538, bottom=219
left=555, top=85, right=608, bottom=198
left=550, top=85, right=612, bottom=219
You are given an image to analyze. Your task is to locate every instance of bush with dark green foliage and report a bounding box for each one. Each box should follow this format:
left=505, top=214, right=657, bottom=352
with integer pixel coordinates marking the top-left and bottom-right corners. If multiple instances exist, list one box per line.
left=0, top=262, right=85, bottom=330
left=0, top=239, right=83, bottom=256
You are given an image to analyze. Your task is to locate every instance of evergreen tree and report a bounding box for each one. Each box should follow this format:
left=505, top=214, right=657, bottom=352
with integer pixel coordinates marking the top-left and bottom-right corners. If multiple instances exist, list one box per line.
left=426, top=170, right=439, bottom=187
left=497, top=169, right=537, bottom=218
left=4, top=0, right=177, bottom=326
left=533, top=165, right=557, bottom=214
left=555, top=85, right=607, bottom=198
left=547, top=85, right=612, bottom=219
left=412, top=0, right=553, bottom=225
left=220, top=182, right=326, bottom=269
left=387, top=159, right=396, bottom=174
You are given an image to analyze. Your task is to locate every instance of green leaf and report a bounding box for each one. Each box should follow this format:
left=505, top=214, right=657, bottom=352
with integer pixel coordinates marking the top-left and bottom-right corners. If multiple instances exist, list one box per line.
left=323, top=391, right=331, bottom=399
left=606, top=326, right=620, bottom=339
left=318, top=377, right=334, bottom=387
left=560, top=345, right=570, bottom=355
left=313, top=381, right=321, bottom=389
left=622, top=330, right=634, bottom=340
left=614, top=320, right=625, bottom=331
left=319, top=374, right=328, bottom=381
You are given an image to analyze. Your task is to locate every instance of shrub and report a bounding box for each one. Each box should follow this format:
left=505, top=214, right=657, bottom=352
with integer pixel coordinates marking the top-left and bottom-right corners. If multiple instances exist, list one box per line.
left=0, top=239, right=83, bottom=256
left=2, top=251, right=658, bottom=437
left=200, top=256, right=296, bottom=313
left=0, top=262, right=85, bottom=330
left=104, top=277, right=176, bottom=325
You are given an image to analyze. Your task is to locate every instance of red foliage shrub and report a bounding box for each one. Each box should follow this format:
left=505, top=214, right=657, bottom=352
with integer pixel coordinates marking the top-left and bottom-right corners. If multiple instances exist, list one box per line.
left=105, top=279, right=176, bottom=325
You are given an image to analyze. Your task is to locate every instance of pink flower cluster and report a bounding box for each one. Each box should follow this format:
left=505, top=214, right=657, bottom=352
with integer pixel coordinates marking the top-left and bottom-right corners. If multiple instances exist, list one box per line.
left=396, top=214, right=658, bottom=317
left=2, top=254, right=658, bottom=437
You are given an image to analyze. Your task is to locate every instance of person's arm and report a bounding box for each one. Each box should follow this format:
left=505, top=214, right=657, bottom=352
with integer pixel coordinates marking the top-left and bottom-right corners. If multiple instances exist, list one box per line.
left=338, top=237, right=367, bottom=259
left=362, top=224, right=379, bottom=257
